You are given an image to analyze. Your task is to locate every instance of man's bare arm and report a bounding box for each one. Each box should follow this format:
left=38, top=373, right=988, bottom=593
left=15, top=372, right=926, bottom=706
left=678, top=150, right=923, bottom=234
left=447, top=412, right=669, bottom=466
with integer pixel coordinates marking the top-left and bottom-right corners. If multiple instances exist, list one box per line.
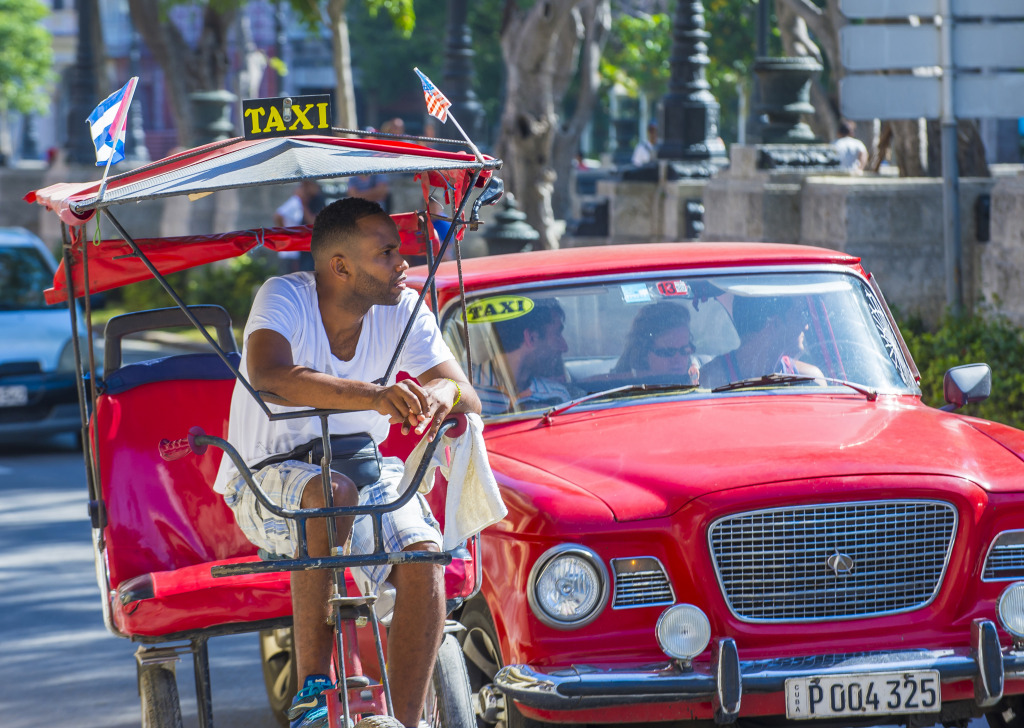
left=413, top=359, right=482, bottom=441
left=247, top=328, right=432, bottom=430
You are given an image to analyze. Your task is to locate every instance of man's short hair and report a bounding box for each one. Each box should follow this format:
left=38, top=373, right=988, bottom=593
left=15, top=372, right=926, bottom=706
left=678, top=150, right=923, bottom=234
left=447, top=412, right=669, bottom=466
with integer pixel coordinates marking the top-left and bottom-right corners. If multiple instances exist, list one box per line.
left=310, top=197, right=387, bottom=263
left=731, top=295, right=788, bottom=337
left=493, top=298, right=564, bottom=351
left=838, top=121, right=853, bottom=137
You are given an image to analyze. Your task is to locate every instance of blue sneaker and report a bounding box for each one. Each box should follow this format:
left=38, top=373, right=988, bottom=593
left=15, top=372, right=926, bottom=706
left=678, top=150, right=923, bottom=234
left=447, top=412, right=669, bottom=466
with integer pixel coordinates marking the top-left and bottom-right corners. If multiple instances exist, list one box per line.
left=288, top=674, right=333, bottom=728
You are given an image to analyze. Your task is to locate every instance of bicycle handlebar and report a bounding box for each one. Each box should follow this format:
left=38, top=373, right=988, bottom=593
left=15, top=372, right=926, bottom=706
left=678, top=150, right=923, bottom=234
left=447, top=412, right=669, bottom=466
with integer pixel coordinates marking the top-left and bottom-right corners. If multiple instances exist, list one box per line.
left=158, top=426, right=209, bottom=461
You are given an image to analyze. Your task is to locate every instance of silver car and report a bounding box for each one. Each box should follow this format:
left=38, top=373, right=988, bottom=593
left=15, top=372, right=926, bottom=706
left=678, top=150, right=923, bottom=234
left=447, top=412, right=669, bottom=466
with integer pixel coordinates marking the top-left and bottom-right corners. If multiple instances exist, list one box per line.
left=0, top=227, right=86, bottom=442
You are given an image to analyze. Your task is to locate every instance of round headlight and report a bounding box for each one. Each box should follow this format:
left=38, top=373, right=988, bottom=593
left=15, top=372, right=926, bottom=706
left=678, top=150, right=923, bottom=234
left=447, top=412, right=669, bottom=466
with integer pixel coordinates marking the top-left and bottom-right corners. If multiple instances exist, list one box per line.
left=527, top=544, right=609, bottom=629
left=656, top=604, right=711, bottom=660
left=998, top=582, right=1024, bottom=639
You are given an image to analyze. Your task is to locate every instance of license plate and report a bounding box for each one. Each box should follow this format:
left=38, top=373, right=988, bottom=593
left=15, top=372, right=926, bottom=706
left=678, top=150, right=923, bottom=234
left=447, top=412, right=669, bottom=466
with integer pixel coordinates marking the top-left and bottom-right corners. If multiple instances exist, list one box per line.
left=0, top=385, right=28, bottom=407
left=786, top=670, right=940, bottom=719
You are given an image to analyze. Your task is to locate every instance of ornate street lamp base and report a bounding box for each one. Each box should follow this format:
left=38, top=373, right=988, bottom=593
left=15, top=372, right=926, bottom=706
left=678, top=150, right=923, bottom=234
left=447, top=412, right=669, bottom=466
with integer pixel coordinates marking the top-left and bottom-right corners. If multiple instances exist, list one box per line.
left=755, top=143, right=841, bottom=171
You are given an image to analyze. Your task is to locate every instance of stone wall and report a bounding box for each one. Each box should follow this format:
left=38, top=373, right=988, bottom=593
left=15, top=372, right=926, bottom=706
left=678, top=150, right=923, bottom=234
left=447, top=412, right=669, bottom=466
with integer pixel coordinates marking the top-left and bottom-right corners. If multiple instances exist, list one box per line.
left=703, top=145, right=1006, bottom=325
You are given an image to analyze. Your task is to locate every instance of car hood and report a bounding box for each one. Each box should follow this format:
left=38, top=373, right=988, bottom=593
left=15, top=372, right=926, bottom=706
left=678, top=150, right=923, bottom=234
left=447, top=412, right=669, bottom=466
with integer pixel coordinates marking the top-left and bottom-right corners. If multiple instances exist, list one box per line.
left=484, top=394, right=1024, bottom=521
left=0, top=310, right=72, bottom=370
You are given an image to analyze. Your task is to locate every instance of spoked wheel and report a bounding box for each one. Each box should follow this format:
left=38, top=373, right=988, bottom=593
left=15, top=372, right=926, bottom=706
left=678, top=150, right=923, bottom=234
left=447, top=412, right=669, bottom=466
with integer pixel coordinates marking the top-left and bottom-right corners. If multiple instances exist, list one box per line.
left=422, top=633, right=475, bottom=728
left=139, top=662, right=184, bottom=728
left=260, top=627, right=298, bottom=727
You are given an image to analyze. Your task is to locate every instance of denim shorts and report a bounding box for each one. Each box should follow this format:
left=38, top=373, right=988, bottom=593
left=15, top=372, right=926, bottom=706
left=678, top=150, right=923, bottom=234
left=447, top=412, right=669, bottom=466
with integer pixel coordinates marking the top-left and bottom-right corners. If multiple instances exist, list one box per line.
left=223, top=456, right=442, bottom=590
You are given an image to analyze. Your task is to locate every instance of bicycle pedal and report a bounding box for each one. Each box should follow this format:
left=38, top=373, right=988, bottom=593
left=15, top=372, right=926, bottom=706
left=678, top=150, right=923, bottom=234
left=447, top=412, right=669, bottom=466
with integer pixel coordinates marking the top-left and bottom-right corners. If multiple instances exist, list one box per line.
left=344, top=676, right=371, bottom=689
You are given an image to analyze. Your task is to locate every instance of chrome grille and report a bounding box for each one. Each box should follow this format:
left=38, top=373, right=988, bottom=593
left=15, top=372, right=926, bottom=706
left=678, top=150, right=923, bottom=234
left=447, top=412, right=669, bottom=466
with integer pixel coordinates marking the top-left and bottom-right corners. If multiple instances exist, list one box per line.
left=709, top=501, right=957, bottom=622
left=984, top=532, right=1024, bottom=580
left=611, top=557, right=674, bottom=608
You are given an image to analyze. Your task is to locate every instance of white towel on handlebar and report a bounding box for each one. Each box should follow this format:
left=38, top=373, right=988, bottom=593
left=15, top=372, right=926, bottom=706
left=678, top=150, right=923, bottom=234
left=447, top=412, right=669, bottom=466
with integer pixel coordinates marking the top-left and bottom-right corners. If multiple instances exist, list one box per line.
left=399, top=413, right=507, bottom=550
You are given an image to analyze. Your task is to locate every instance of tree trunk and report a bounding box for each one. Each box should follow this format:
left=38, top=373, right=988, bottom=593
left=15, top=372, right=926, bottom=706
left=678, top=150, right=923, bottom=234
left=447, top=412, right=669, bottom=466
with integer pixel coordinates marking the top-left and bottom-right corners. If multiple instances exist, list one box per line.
left=551, top=0, right=610, bottom=221
left=327, top=0, right=358, bottom=131
left=128, top=0, right=235, bottom=148
left=498, top=0, right=604, bottom=250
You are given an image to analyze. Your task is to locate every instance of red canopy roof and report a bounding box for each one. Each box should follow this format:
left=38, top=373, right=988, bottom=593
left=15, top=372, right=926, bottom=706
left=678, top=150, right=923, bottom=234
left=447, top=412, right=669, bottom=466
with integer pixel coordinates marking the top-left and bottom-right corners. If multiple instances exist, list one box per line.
left=45, top=212, right=440, bottom=304
left=26, top=135, right=497, bottom=227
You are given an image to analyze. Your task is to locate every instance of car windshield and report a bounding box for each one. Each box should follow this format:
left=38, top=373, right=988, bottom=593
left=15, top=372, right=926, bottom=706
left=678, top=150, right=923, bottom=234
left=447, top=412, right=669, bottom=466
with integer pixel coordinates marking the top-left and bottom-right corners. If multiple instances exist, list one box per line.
left=441, top=270, right=919, bottom=418
left=0, top=245, right=55, bottom=311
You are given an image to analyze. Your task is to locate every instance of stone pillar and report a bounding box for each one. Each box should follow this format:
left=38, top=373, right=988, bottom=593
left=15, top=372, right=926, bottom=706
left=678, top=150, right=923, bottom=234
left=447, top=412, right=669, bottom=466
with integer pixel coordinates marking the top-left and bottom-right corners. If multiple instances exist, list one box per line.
left=188, top=90, right=238, bottom=146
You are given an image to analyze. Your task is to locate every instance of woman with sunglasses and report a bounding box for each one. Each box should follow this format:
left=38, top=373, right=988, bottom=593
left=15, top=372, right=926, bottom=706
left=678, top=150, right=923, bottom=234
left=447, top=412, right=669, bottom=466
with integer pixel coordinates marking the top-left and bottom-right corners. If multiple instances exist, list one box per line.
left=613, top=301, right=701, bottom=384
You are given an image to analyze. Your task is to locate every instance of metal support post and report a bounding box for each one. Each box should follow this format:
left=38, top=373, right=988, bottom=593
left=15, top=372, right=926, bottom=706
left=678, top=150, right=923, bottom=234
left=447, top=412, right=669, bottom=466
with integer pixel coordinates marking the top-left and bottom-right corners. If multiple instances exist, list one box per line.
left=939, top=0, right=963, bottom=314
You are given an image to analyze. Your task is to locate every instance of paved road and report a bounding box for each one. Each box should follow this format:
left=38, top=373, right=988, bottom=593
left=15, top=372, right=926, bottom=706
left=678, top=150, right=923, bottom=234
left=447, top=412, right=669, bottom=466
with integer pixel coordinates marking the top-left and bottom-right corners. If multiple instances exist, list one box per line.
left=0, top=436, right=279, bottom=728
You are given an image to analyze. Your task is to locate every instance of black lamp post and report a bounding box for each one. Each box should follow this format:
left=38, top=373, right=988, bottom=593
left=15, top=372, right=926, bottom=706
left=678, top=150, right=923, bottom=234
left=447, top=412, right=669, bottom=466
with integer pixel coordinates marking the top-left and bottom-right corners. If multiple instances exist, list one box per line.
left=66, top=0, right=101, bottom=165
left=125, top=30, right=150, bottom=163
left=628, top=0, right=727, bottom=180
left=439, top=0, right=484, bottom=143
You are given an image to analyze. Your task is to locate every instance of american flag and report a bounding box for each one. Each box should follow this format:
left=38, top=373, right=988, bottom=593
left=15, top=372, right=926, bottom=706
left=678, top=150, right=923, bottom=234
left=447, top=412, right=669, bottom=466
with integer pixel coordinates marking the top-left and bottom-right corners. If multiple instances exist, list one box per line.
left=414, top=67, right=451, bottom=124
left=86, top=77, right=138, bottom=167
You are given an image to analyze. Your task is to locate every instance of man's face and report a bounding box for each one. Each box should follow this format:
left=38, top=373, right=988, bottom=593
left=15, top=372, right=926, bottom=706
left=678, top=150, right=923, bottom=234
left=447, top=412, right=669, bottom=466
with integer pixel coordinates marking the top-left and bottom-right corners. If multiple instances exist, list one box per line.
left=525, top=318, right=568, bottom=377
left=346, top=213, right=409, bottom=306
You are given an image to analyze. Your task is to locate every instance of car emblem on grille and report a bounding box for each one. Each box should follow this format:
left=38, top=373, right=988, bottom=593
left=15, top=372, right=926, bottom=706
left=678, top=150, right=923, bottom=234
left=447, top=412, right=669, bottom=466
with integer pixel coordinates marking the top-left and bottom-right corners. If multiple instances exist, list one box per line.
left=827, top=549, right=855, bottom=576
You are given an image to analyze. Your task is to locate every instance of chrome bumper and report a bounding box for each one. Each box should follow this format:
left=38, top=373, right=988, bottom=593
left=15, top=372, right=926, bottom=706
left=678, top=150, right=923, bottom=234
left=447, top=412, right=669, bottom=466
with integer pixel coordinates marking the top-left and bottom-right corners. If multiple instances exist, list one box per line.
left=495, top=620, right=1023, bottom=721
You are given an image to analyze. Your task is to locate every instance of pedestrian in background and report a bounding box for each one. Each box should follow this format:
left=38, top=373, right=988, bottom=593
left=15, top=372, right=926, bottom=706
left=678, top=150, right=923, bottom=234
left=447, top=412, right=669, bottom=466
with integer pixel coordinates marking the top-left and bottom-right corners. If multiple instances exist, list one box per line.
left=834, top=121, right=868, bottom=174
left=631, top=122, right=658, bottom=166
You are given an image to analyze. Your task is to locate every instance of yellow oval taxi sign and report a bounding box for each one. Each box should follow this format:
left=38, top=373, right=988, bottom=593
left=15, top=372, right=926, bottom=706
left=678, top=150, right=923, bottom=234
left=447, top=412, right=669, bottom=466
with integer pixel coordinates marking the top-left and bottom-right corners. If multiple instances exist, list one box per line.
left=465, top=296, right=535, bottom=324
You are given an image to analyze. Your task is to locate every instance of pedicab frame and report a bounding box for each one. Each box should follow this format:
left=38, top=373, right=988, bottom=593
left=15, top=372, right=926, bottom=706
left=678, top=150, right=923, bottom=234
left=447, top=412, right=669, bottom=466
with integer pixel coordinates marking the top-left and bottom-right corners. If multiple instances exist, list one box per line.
left=26, top=128, right=503, bottom=728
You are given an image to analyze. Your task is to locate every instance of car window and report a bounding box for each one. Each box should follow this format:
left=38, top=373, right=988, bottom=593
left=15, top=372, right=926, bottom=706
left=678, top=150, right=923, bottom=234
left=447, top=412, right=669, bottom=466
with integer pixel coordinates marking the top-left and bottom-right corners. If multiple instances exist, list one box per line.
left=441, top=270, right=918, bottom=418
left=0, top=246, right=55, bottom=311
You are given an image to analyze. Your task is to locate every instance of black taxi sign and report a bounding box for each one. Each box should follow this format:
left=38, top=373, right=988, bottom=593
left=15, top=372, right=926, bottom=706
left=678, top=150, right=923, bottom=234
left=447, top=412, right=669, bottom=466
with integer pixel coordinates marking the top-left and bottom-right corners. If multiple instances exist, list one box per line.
left=241, top=95, right=333, bottom=140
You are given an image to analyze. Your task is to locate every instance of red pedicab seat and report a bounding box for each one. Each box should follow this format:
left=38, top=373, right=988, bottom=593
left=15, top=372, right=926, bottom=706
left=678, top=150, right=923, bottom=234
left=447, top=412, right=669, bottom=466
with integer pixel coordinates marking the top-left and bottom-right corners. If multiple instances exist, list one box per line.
left=94, top=349, right=476, bottom=641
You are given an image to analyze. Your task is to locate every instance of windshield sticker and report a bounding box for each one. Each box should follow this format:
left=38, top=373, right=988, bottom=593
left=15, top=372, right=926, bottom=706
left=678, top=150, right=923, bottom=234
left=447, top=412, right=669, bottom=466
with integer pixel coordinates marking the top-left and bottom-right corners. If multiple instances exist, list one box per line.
left=465, top=295, right=535, bottom=324
left=620, top=283, right=651, bottom=304
left=656, top=280, right=691, bottom=297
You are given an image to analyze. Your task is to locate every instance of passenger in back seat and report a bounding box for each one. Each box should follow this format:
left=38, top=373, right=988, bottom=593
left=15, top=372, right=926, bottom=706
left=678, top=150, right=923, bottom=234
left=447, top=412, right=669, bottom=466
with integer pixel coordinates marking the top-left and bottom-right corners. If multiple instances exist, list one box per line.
left=212, top=197, right=481, bottom=728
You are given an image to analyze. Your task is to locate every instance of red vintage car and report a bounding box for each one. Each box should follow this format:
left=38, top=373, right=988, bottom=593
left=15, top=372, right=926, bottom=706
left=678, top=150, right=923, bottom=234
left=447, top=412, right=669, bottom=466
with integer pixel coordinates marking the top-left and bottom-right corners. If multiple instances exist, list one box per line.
left=408, top=243, right=1024, bottom=728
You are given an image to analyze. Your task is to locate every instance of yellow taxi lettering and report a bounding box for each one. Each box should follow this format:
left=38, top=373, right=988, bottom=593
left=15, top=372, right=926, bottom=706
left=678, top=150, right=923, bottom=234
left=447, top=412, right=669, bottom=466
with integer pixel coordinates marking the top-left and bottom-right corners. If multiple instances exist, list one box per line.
left=263, top=106, right=287, bottom=133
left=466, top=296, right=535, bottom=324
left=288, top=104, right=314, bottom=131
left=243, top=107, right=266, bottom=134
left=242, top=95, right=333, bottom=140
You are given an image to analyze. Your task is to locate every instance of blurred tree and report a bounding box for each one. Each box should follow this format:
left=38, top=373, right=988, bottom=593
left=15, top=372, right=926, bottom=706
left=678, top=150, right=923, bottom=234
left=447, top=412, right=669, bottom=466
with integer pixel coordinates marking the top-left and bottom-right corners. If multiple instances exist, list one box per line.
left=499, top=0, right=611, bottom=250
left=0, top=0, right=54, bottom=161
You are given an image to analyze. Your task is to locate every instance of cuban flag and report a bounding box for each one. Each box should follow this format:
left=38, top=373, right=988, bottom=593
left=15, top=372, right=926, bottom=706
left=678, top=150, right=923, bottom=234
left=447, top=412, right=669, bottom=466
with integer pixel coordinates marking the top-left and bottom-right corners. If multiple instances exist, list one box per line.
left=413, top=67, right=451, bottom=124
left=86, top=77, right=138, bottom=167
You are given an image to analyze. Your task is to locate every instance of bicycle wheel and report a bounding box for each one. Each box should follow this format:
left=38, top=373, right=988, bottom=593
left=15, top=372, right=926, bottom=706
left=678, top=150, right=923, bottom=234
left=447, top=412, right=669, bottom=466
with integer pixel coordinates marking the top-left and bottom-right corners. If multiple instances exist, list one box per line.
left=423, top=633, right=475, bottom=728
left=139, top=662, right=183, bottom=728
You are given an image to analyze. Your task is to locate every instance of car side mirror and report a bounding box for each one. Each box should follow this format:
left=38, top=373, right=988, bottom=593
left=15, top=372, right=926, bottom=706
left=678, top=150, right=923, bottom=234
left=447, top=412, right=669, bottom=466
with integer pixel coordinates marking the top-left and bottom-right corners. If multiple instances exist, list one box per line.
left=470, top=177, right=504, bottom=227
left=941, top=363, right=991, bottom=411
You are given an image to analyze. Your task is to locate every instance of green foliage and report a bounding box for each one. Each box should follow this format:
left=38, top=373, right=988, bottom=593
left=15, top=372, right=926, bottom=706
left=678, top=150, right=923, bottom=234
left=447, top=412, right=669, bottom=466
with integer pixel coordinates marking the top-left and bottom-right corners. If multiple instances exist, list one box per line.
left=897, top=307, right=1024, bottom=430
left=600, top=12, right=672, bottom=101
left=0, top=0, right=55, bottom=114
left=347, top=0, right=505, bottom=137
left=705, top=0, right=760, bottom=144
left=117, top=252, right=278, bottom=327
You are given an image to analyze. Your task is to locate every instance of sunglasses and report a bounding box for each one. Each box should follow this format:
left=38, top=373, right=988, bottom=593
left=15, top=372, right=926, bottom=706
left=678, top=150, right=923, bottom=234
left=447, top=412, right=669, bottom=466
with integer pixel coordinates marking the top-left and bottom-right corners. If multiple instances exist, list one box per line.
left=650, top=344, right=695, bottom=358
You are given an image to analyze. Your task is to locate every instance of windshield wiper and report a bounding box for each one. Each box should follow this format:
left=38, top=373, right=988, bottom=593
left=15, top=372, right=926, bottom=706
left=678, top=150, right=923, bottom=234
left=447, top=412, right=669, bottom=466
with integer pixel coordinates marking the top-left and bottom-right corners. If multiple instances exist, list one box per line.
left=711, top=373, right=877, bottom=401
left=542, top=382, right=699, bottom=424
